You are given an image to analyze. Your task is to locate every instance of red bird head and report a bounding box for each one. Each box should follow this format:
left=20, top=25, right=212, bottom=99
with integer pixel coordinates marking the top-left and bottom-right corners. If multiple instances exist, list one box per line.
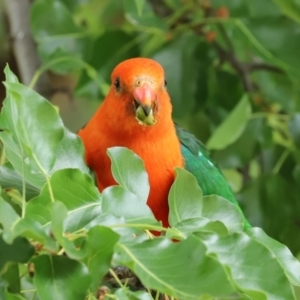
left=100, top=58, right=172, bottom=136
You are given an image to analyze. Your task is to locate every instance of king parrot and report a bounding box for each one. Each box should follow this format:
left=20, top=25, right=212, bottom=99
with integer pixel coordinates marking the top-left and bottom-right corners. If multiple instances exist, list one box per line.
left=78, top=57, right=250, bottom=230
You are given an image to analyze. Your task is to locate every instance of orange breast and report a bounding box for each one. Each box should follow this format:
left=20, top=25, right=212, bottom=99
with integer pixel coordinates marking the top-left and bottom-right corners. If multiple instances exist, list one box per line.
left=79, top=123, right=183, bottom=228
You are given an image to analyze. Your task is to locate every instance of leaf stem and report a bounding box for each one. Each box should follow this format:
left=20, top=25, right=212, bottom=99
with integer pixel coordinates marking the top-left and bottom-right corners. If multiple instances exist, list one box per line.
left=272, top=148, right=290, bottom=174
left=109, top=268, right=126, bottom=289
left=20, top=289, right=36, bottom=293
left=29, top=57, right=99, bottom=91
left=0, top=142, right=6, bottom=165
left=21, top=149, right=26, bottom=217
left=32, top=153, right=55, bottom=203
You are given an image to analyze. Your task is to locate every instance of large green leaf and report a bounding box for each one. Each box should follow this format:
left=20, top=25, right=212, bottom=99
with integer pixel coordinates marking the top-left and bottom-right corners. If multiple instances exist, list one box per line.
left=115, top=236, right=234, bottom=299
left=0, top=73, right=64, bottom=173
left=199, top=231, right=296, bottom=299
left=0, top=67, right=87, bottom=191
left=248, top=228, right=300, bottom=286
left=33, top=255, right=91, bottom=300
left=26, top=169, right=101, bottom=230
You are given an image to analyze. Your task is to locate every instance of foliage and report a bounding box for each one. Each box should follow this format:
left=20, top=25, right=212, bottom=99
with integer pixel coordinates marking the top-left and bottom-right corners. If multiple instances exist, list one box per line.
left=1, top=0, right=300, bottom=299
left=22, top=0, right=300, bottom=257
left=1, top=65, right=300, bottom=299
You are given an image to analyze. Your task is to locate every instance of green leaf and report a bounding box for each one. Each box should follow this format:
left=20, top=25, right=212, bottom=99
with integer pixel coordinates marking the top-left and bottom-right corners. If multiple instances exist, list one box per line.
left=152, top=33, right=199, bottom=117
left=207, top=94, right=252, bottom=150
left=1, top=78, right=64, bottom=173
left=26, top=169, right=101, bottom=228
left=0, top=198, right=57, bottom=251
left=248, top=227, right=300, bottom=286
left=107, top=147, right=150, bottom=202
left=114, top=288, right=153, bottom=300
left=168, top=168, right=203, bottom=227
left=1, top=263, right=20, bottom=294
left=0, top=197, right=19, bottom=232
left=52, top=129, right=89, bottom=174
left=84, top=226, right=119, bottom=292
left=272, top=0, right=300, bottom=23
left=0, top=66, right=70, bottom=187
left=76, top=30, right=140, bottom=99
left=0, top=163, right=40, bottom=200
left=0, top=235, right=34, bottom=271
left=0, top=286, right=25, bottom=300
left=30, top=0, right=87, bottom=73
left=289, top=113, right=300, bottom=148
left=122, top=0, right=167, bottom=31
left=116, top=236, right=234, bottom=298
left=50, top=202, right=86, bottom=260
left=33, top=255, right=91, bottom=300
left=102, top=186, right=158, bottom=225
left=199, top=232, right=296, bottom=299
left=134, top=0, right=145, bottom=16
left=172, top=217, right=229, bottom=237
left=30, top=0, right=79, bottom=39
left=202, top=195, right=244, bottom=232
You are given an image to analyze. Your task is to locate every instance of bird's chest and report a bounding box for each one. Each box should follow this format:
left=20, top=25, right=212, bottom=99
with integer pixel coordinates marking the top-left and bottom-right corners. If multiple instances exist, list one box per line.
left=89, top=138, right=182, bottom=192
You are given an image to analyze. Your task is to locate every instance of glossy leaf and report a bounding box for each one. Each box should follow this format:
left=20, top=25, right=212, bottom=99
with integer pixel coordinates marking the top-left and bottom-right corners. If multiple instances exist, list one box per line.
left=199, top=232, right=296, bottom=299
left=168, top=168, right=203, bottom=227
left=26, top=168, right=101, bottom=233
left=102, top=186, right=158, bottom=225
left=1, top=68, right=64, bottom=173
left=248, top=227, right=300, bottom=286
left=202, top=195, right=244, bottom=232
left=0, top=163, right=40, bottom=200
left=115, top=236, right=234, bottom=299
left=107, top=147, right=150, bottom=202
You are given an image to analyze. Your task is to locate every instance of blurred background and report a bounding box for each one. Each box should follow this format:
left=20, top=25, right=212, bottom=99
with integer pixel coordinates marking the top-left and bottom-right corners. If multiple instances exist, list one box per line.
left=0, top=0, right=300, bottom=257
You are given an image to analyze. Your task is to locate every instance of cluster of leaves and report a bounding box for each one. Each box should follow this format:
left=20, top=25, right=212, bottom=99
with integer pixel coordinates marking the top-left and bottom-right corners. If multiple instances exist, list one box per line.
left=26, top=0, right=300, bottom=255
left=1, top=65, right=300, bottom=299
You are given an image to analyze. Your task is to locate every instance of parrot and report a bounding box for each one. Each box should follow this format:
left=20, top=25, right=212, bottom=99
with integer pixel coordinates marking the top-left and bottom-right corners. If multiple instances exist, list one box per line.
left=78, top=57, right=250, bottom=230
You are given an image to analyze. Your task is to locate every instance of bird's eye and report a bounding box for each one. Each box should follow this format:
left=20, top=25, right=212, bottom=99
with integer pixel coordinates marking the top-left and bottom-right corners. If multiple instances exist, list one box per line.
left=164, top=79, right=167, bottom=87
left=114, top=77, right=121, bottom=91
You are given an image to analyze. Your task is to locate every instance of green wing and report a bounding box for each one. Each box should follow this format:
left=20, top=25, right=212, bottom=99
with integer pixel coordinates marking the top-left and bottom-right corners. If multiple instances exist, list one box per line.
left=175, top=124, right=251, bottom=229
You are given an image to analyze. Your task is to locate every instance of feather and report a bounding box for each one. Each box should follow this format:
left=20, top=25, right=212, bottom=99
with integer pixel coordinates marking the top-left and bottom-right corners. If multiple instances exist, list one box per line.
left=176, top=124, right=251, bottom=229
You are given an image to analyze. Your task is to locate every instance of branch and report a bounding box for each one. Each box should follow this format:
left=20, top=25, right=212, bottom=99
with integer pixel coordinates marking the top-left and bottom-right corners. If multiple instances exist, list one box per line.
left=147, top=0, right=284, bottom=93
left=4, top=0, right=52, bottom=98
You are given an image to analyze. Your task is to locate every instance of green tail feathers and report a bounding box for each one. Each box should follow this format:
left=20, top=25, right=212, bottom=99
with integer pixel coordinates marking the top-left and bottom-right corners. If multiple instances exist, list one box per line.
left=176, top=124, right=251, bottom=230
